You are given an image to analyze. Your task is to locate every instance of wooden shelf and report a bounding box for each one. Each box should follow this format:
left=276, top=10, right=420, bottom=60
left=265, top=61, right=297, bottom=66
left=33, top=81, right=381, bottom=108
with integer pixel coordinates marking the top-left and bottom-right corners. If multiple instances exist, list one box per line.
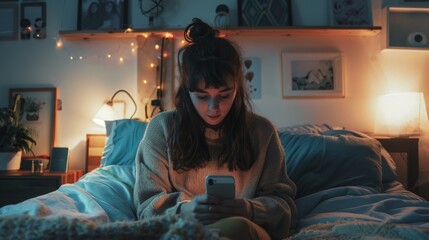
left=59, top=26, right=382, bottom=40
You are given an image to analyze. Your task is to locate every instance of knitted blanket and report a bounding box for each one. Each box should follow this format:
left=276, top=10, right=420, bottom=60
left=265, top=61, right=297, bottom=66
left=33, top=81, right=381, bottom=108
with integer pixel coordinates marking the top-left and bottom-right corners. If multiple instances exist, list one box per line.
left=0, top=214, right=222, bottom=240
left=288, top=221, right=429, bottom=240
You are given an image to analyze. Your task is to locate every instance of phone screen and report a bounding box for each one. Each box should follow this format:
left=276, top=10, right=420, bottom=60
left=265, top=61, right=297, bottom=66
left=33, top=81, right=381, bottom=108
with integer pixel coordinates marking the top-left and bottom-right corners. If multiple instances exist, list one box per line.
left=205, top=175, right=235, bottom=200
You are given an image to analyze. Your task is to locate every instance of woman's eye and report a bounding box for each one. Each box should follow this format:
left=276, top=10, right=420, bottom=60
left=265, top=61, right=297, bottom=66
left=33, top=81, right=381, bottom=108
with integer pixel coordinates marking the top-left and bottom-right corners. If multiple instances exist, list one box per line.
left=220, top=94, right=230, bottom=99
left=197, top=95, right=208, bottom=100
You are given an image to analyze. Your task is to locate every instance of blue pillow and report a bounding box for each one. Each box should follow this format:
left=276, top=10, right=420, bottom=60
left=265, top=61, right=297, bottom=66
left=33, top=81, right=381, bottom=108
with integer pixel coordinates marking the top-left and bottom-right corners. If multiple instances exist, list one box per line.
left=280, top=131, right=382, bottom=198
left=101, top=119, right=148, bottom=166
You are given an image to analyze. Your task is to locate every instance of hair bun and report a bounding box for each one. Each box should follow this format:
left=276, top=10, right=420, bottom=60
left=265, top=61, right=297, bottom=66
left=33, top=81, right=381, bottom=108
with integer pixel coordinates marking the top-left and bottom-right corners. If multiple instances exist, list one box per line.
left=184, top=18, right=219, bottom=43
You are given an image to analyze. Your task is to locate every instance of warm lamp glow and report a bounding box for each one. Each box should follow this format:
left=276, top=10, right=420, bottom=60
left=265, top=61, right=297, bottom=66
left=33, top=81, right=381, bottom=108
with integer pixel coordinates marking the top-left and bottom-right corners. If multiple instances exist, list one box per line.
left=374, top=92, right=427, bottom=137
left=93, top=89, right=137, bottom=127
left=93, top=103, right=115, bottom=127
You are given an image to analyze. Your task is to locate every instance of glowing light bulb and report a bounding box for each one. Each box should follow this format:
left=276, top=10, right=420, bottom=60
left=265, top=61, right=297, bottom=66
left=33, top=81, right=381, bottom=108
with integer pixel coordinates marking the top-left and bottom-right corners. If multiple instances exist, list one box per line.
left=155, top=44, right=159, bottom=50
left=56, top=39, right=63, bottom=48
left=119, top=57, right=124, bottom=62
left=181, top=40, right=186, bottom=45
left=107, top=54, right=112, bottom=58
left=150, top=63, right=155, bottom=68
left=70, top=56, right=74, bottom=60
left=79, top=56, right=83, bottom=60
left=143, top=79, right=147, bottom=84
left=130, top=42, right=134, bottom=47
left=142, top=33, right=148, bottom=38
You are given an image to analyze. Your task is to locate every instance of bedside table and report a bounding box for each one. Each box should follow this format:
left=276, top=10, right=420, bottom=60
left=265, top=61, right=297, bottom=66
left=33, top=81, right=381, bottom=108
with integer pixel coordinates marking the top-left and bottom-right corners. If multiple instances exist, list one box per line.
left=0, top=170, right=83, bottom=207
left=374, top=137, right=419, bottom=191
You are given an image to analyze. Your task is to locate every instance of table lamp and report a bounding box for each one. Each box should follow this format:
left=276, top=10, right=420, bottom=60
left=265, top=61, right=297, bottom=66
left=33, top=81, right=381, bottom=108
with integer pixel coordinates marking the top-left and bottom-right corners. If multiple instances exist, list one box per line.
left=93, top=89, right=137, bottom=127
left=374, top=92, right=428, bottom=137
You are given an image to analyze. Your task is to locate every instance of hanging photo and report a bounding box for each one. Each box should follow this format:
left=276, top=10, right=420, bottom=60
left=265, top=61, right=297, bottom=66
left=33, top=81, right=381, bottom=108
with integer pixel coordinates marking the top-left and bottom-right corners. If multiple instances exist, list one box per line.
left=77, top=0, right=129, bottom=31
left=21, top=2, right=46, bottom=40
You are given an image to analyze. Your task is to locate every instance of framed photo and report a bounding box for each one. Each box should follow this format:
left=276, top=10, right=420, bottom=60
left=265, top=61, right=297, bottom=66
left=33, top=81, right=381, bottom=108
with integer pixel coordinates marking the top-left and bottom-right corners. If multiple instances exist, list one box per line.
left=0, top=3, right=18, bottom=41
left=77, top=0, right=129, bottom=30
left=21, top=1, right=46, bottom=40
left=238, top=0, right=292, bottom=27
left=328, top=0, right=372, bottom=26
left=281, top=52, right=344, bottom=98
left=9, top=88, right=58, bottom=158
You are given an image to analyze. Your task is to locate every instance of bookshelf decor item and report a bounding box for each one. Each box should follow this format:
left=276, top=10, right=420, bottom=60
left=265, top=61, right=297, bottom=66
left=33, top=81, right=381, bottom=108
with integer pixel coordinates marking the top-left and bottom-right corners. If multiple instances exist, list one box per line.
left=238, top=0, right=292, bottom=27
left=328, top=0, right=372, bottom=26
left=78, top=0, right=129, bottom=30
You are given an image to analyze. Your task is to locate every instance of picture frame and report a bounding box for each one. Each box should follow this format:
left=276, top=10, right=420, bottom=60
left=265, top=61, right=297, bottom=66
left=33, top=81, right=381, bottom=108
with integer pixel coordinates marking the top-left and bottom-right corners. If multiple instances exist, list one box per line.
left=328, top=0, right=372, bottom=26
left=77, top=0, right=129, bottom=31
left=281, top=52, right=344, bottom=98
left=243, top=57, right=262, bottom=99
left=238, top=0, right=292, bottom=27
left=0, top=3, right=18, bottom=41
left=9, top=88, right=58, bottom=158
left=21, top=1, right=46, bottom=40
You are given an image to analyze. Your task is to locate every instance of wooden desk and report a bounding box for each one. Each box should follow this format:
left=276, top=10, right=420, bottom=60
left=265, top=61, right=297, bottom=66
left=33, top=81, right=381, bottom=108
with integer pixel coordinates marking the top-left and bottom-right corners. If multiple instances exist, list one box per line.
left=375, top=137, right=419, bottom=190
left=0, top=170, right=83, bottom=207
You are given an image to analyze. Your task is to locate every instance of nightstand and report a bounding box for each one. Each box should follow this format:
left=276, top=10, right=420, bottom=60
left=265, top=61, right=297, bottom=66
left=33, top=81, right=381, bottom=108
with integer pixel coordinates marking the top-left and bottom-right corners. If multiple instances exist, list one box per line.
left=374, top=137, right=419, bottom=192
left=0, top=170, right=83, bottom=207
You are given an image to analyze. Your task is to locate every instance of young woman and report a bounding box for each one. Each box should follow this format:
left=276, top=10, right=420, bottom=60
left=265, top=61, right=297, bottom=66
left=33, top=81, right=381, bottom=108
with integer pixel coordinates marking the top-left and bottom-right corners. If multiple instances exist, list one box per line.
left=134, top=18, right=296, bottom=240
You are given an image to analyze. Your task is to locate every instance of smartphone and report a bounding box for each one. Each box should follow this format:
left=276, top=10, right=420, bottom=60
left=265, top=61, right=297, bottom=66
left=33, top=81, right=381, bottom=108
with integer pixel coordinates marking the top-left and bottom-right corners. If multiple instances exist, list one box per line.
left=205, top=175, right=235, bottom=200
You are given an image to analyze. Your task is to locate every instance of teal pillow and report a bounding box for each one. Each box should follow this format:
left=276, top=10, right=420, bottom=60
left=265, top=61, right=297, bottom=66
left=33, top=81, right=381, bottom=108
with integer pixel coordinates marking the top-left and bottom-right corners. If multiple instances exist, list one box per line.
left=280, top=132, right=382, bottom=198
left=101, top=119, right=148, bottom=166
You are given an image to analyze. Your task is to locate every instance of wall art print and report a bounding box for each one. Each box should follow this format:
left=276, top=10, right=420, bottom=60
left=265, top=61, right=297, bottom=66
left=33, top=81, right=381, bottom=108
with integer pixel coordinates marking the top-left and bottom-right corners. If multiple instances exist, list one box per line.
left=281, top=52, right=344, bottom=98
left=78, top=0, right=129, bottom=30
left=21, top=1, right=46, bottom=40
left=243, top=57, right=261, bottom=99
left=9, top=88, right=57, bottom=158
left=329, top=0, right=372, bottom=26
left=238, top=0, right=292, bottom=26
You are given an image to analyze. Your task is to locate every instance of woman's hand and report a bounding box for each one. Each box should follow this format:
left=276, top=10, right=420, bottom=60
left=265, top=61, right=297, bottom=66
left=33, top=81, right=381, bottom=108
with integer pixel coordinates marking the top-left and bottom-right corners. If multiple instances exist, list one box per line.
left=180, top=195, right=252, bottom=225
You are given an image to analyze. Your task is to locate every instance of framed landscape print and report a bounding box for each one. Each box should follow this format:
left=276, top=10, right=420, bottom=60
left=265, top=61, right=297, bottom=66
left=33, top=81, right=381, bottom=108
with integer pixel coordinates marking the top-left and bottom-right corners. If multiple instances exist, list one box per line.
left=9, top=88, right=57, bottom=158
left=77, top=0, right=129, bottom=30
left=328, top=0, right=372, bottom=26
left=281, top=52, right=344, bottom=98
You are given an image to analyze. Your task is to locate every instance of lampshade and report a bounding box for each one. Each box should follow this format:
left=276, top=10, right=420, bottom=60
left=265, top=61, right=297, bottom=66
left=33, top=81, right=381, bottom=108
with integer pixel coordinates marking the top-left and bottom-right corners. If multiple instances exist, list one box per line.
left=93, top=89, right=137, bottom=127
left=374, top=92, right=428, bottom=137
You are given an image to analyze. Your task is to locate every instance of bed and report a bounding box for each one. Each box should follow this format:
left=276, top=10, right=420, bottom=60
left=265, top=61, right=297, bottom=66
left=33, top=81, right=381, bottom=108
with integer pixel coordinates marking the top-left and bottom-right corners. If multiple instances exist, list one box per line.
left=1, top=119, right=429, bottom=239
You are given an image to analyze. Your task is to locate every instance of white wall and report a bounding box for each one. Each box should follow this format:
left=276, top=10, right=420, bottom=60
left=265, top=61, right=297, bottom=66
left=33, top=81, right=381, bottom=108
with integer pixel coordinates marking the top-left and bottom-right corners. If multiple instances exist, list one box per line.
left=1, top=0, right=429, bottom=186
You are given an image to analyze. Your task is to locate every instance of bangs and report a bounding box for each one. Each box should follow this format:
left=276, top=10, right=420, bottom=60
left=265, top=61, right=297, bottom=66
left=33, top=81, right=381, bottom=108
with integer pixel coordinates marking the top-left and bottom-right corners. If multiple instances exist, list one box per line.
left=188, top=59, right=235, bottom=91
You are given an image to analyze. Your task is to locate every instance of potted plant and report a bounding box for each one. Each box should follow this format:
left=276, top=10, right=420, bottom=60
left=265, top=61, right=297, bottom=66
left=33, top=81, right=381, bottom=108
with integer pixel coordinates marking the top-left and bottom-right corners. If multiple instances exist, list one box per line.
left=0, top=94, right=36, bottom=170
left=24, top=97, right=44, bottom=121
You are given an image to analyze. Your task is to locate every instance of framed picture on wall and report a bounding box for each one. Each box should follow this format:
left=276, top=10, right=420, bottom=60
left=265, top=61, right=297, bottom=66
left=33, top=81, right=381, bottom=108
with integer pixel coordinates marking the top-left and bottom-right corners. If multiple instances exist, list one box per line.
left=328, top=0, right=372, bottom=26
left=77, top=0, right=129, bottom=31
left=0, top=3, right=18, bottom=41
left=21, top=2, right=46, bottom=40
left=238, top=0, right=292, bottom=26
left=9, top=88, right=58, bottom=158
left=281, top=52, right=344, bottom=98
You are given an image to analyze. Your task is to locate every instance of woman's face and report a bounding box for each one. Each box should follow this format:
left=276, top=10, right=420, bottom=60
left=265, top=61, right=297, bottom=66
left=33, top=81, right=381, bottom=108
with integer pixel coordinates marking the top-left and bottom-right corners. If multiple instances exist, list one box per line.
left=189, top=80, right=236, bottom=126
